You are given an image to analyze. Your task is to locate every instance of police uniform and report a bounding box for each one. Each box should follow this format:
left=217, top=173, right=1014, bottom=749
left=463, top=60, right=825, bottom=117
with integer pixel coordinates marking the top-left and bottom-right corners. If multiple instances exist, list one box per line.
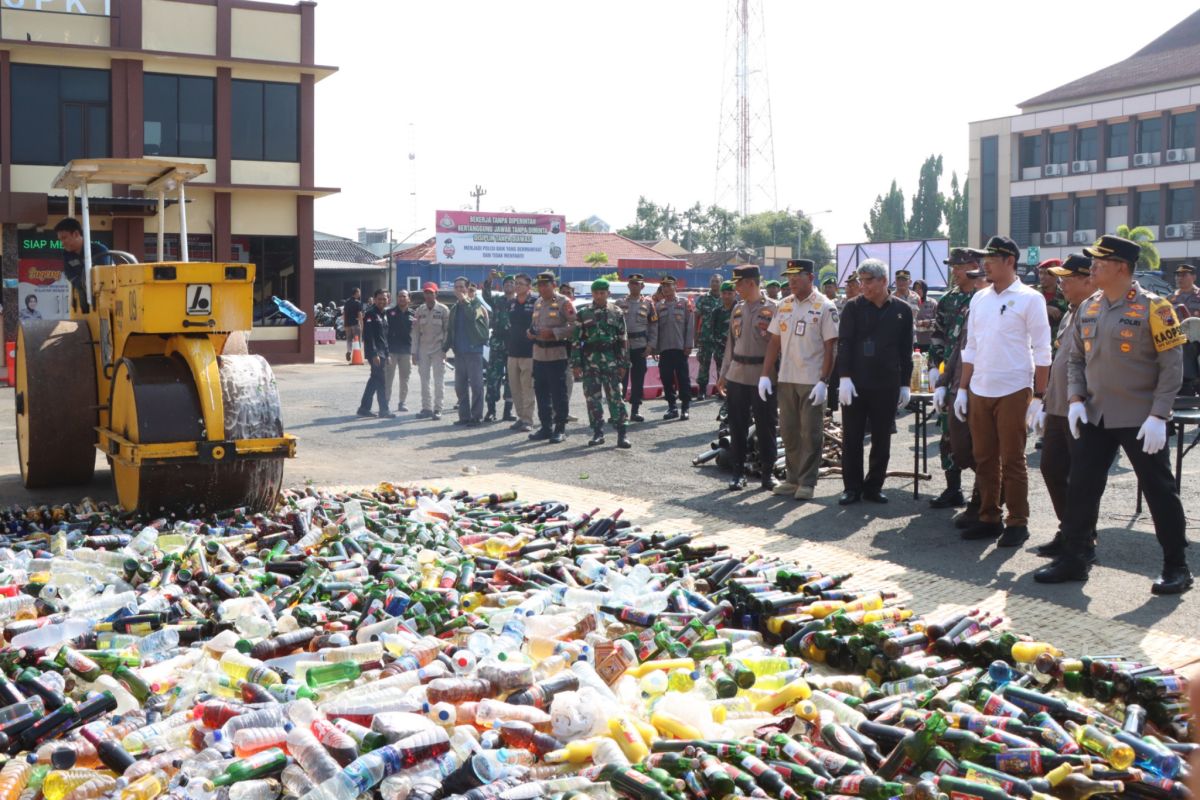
left=571, top=279, right=631, bottom=448
left=694, top=285, right=724, bottom=399
left=654, top=276, right=695, bottom=420
left=767, top=260, right=838, bottom=497
left=618, top=274, right=658, bottom=422
left=928, top=248, right=978, bottom=508
left=1036, top=235, right=1191, bottom=593
left=412, top=287, right=450, bottom=418
left=890, top=269, right=921, bottom=312
left=1168, top=264, right=1200, bottom=396
left=719, top=265, right=778, bottom=490
left=528, top=272, right=577, bottom=443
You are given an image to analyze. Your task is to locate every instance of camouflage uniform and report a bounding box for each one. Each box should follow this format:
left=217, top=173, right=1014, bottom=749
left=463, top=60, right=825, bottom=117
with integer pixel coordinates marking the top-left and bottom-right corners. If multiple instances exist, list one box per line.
left=706, top=302, right=733, bottom=385
left=571, top=301, right=631, bottom=435
left=694, top=291, right=723, bottom=397
left=1041, top=286, right=1071, bottom=351
left=481, top=281, right=512, bottom=414
left=930, top=287, right=973, bottom=474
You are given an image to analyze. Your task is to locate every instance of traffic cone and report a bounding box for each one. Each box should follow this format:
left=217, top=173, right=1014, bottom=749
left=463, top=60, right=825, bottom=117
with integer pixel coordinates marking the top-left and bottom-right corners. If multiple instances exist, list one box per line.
left=350, top=336, right=364, bottom=365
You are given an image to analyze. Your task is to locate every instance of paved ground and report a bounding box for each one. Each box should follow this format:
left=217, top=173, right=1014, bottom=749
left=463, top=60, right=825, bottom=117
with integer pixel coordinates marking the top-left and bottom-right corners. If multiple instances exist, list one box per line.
left=1, top=343, right=1198, bottom=665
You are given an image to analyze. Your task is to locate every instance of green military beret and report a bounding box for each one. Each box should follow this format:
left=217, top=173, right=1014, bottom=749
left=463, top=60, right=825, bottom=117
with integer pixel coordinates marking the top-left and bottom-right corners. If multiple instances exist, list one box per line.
left=591, top=278, right=610, bottom=291
left=720, top=281, right=735, bottom=292
left=765, top=280, right=781, bottom=288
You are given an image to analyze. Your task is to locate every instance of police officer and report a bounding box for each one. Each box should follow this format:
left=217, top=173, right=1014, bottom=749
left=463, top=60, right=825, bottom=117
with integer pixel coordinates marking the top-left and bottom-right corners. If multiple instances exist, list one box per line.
left=759, top=260, right=838, bottom=501
left=412, top=282, right=449, bottom=420
left=655, top=275, right=695, bottom=420
left=694, top=274, right=724, bottom=400
left=717, top=265, right=778, bottom=491
left=571, top=279, right=631, bottom=449
left=1035, top=235, right=1192, bottom=594
left=528, top=271, right=576, bottom=444
left=618, top=274, right=657, bottom=422
left=1168, top=264, right=1200, bottom=396
left=891, top=269, right=921, bottom=312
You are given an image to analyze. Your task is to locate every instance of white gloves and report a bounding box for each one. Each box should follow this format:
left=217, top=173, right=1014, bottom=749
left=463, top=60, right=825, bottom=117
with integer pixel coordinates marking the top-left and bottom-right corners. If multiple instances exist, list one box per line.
left=1034, top=410, right=1046, bottom=436
left=1025, top=397, right=1043, bottom=432
left=1137, top=416, right=1167, bottom=454
left=898, top=387, right=911, bottom=408
left=808, top=381, right=828, bottom=406
left=927, top=367, right=940, bottom=391
left=953, top=390, right=969, bottom=422
left=757, top=376, right=773, bottom=402
left=839, top=377, right=857, bottom=407
left=1067, top=400, right=1088, bottom=439
left=933, top=386, right=947, bottom=412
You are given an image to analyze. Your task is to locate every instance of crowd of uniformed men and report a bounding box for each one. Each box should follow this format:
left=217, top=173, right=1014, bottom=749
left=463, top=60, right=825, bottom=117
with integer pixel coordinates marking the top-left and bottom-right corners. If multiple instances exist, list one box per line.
left=348, top=232, right=1195, bottom=595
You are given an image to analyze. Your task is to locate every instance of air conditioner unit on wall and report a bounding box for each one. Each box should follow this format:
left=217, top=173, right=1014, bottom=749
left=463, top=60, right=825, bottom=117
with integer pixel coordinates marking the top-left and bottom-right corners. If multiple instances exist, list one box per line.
left=1043, top=164, right=1064, bottom=177
left=1072, top=230, right=1094, bottom=243
left=1042, top=232, right=1064, bottom=245
left=1133, top=152, right=1156, bottom=167
left=1165, top=224, right=1188, bottom=239
left=1166, top=148, right=1188, bottom=163
left=1071, top=160, right=1092, bottom=173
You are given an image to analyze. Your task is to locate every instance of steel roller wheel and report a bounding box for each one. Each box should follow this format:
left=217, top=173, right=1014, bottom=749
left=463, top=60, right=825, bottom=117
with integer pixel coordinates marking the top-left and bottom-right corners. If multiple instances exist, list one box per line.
left=108, top=354, right=284, bottom=514
left=15, top=320, right=98, bottom=488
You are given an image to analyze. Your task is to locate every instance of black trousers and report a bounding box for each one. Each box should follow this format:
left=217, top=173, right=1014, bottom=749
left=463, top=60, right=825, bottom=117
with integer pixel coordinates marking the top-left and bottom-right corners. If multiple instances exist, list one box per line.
left=841, top=386, right=899, bottom=493
left=1040, top=413, right=1074, bottom=523
left=1062, top=421, right=1187, bottom=564
left=358, top=359, right=388, bottom=413
left=726, top=380, right=777, bottom=477
left=533, top=359, right=569, bottom=430
left=659, top=348, right=691, bottom=408
left=626, top=347, right=648, bottom=407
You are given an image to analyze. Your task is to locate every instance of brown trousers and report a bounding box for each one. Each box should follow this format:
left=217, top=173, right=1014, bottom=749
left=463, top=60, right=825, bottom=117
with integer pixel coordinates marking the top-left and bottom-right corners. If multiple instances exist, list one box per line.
left=968, top=388, right=1031, bottom=526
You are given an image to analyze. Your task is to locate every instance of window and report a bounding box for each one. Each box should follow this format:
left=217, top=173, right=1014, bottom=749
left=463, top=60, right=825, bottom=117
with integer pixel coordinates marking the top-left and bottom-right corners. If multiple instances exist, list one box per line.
left=1048, top=199, right=1069, bottom=231
left=1029, top=199, right=1043, bottom=233
left=1076, top=128, right=1098, bottom=161
left=1169, top=187, right=1194, bottom=225
left=231, top=80, right=299, bottom=162
left=1020, top=135, right=1042, bottom=169
left=144, top=74, right=214, bottom=158
left=1049, top=132, right=1070, bottom=164
left=1171, top=111, right=1196, bottom=150
left=1137, top=117, right=1163, bottom=153
left=980, top=136, right=998, bottom=239
left=1107, top=122, right=1129, bottom=157
left=1105, top=194, right=1127, bottom=206
left=231, top=235, right=301, bottom=323
left=11, top=65, right=109, bottom=164
left=1074, top=196, right=1098, bottom=232
left=1137, top=190, right=1160, bottom=226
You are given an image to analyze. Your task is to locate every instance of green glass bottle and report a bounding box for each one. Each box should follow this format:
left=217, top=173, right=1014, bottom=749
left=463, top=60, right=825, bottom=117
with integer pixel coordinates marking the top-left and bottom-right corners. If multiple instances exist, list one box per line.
left=877, top=710, right=949, bottom=779
left=205, top=747, right=289, bottom=789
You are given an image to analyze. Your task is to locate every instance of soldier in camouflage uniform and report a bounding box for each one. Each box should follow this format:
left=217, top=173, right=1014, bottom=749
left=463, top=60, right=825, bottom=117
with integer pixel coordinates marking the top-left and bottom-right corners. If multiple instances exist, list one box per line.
left=927, top=247, right=979, bottom=510
left=694, top=274, right=724, bottom=399
left=708, top=281, right=736, bottom=419
left=571, top=279, right=631, bottom=448
left=481, top=271, right=515, bottom=422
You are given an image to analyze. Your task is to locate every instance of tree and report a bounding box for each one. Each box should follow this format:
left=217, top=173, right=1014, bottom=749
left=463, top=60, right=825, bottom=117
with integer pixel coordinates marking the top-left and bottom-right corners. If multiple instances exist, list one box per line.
left=738, top=210, right=802, bottom=249
left=908, top=155, right=945, bottom=239
left=679, top=203, right=707, bottom=252
left=795, top=212, right=833, bottom=268
left=584, top=251, right=609, bottom=267
left=864, top=181, right=908, bottom=242
left=945, top=173, right=969, bottom=246
left=703, top=205, right=741, bottom=252
left=1115, top=224, right=1162, bottom=271
left=617, top=196, right=664, bottom=241
left=571, top=218, right=594, bottom=233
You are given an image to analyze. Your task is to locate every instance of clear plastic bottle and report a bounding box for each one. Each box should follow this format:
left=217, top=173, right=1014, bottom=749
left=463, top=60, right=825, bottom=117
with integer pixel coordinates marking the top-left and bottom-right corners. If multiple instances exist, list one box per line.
left=286, top=727, right=340, bottom=785
left=231, top=727, right=290, bottom=759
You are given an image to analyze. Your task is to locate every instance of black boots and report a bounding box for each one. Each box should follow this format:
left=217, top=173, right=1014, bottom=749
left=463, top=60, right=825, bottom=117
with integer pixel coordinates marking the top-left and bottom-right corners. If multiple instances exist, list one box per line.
left=929, top=470, right=964, bottom=508
left=528, top=427, right=551, bottom=441
left=588, top=425, right=606, bottom=446
left=1152, top=563, right=1194, bottom=595
left=616, top=425, right=631, bottom=449
left=630, top=403, right=644, bottom=422
left=549, top=425, right=566, bottom=444
left=663, top=406, right=679, bottom=420
left=484, top=402, right=497, bottom=423
left=501, top=402, right=515, bottom=421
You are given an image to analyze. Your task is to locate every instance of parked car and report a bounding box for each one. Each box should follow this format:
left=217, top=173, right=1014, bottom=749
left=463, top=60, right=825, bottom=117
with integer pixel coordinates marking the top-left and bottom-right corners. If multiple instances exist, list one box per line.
left=1135, top=270, right=1173, bottom=296
left=568, top=280, right=660, bottom=303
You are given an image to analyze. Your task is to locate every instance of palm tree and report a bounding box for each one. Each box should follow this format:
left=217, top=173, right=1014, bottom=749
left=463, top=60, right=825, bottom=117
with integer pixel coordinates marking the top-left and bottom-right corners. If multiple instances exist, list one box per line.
left=585, top=251, right=609, bottom=267
left=1115, top=224, right=1162, bottom=271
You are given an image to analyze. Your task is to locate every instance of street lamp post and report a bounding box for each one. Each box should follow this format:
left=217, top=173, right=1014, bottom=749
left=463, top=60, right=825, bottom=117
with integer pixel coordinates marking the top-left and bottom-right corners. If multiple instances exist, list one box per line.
left=798, top=209, right=833, bottom=261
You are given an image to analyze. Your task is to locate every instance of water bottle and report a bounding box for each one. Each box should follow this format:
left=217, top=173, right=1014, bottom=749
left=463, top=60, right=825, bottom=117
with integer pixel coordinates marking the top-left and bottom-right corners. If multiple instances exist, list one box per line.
left=272, top=296, right=308, bottom=325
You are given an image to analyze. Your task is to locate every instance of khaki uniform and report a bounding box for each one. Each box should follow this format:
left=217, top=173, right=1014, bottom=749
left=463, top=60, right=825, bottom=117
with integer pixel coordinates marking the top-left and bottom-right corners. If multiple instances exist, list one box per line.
left=530, top=292, right=576, bottom=431
left=769, top=291, right=838, bottom=489
left=412, top=301, right=449, bottom=413
left=530, top=293, right=575, bottom=362
left=891, top=289, right=921, bottom=313
left=655, top=295, right=695, bottom=410
left=1169, top=285, right=1200, bottom=396
left=720, top=296, right=778, bottom=478
left=619, top=294, right=657, bottom=412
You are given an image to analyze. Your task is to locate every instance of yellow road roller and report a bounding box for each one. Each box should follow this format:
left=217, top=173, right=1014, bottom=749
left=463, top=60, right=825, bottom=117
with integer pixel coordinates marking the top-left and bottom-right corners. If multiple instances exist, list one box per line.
left=15, top=158, right=296, bottom=513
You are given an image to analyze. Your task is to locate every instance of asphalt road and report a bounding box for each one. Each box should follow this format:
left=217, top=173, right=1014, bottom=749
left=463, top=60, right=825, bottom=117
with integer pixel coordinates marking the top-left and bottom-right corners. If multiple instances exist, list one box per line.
left=0, top=342, right=1196, bottom=641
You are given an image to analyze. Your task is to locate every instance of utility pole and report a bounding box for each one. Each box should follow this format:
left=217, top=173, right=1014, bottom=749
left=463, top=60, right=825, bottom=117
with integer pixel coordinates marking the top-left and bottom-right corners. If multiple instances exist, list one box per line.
left=470, top=185, right=487, bottom=212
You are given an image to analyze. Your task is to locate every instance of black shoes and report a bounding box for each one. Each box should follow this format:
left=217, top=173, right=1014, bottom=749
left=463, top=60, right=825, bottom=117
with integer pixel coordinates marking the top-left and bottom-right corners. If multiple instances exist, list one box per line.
left=997, top=525, right=1029, bottom=548
left=528, top=427, right=551, bottom=441
left=453, top=418, right=470, bottom=426
left=484, top=404, right=497, bottom=422
left=1033, top=557, right=1091, bottom=583
left=432, top=411, right=442, bottom=420
left=630, top=411, right=645, bottom=423
left=929, top=488, right=965, bottom=508
left=728, top=475, right=748, bottom=490
left=953, top=505, right=981, bottom=529
left=838, top=490, right=862, bottom=506
left=379, top=411, right=397, bottom=419
left=680, top=408, right=690, bottom=421
left=517, top=422, right=533, bottom=433
left=502, top=402, right=515, bottom=421
left=549, top=427, right=566, bottom=444
left=961, top=521, right=1003, bottom=540
left=1034, top=536, right=1097, bottom=564
left=587, top=427, right=605, bottom=446
left=863, top=490, right=888, bottom=504
left=417, top=409, right=433, bottom=418
left=1151, top=565, right=1193, bottom=595
left=760, top=475, right=778, bottom=492
left=356, top=409, right=376, bottom=418
left=616, top=426, right=631, bottom=449
left=663, top=407, right=680, bottom=420
left=509, top=420, right=525, bottom=431
left=465, top=418, right=482, bottom=427
left=397, top=403, right=408, bottom=412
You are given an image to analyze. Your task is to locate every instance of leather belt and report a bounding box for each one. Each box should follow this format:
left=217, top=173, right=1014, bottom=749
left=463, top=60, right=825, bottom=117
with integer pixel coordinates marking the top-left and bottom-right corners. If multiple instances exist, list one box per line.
left=732, top=354, right=765, bottom=364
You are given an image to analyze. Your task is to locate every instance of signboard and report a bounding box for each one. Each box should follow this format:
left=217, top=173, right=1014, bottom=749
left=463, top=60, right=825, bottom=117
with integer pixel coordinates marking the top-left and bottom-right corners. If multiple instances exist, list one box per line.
left=17, top=233, right=113, bottom=321
left=2, top=1, right=110, bottom=14
left=434, top=210, right=566, bottom=268
left=836, top=239, right=951, bottom=289
left=1026, top=245, right=1040, bottom=266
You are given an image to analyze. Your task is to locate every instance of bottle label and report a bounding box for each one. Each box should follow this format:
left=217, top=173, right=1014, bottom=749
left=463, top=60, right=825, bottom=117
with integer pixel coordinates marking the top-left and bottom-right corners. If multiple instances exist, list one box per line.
left=949, top=793, right=985, bottom=800
left=993, top=750, right=1040, bottom=774
left=839, top=775, right=863, bottom=794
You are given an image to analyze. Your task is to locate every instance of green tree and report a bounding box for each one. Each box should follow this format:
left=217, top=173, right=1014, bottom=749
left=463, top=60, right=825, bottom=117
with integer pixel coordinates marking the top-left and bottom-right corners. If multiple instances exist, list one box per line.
left=1115, top=224, right=1162, bottom=271
left=571, top=218, right=594, bottom=233
left=679, top=202, right=707, bottom=252
left=908, top=155, right=945, bottom=239
left=796, top=212, right=834, bottom=267
left=738, top=210, right=802, bottom=249
left=617, top=196, right=664, bottom=241
left=703, top=205, right=741, bottom=251
left=584, top=251, right=609, bottom=267
left=864, top=181, right=908, bottom=242
left=945, top=173, right=969, bottom=246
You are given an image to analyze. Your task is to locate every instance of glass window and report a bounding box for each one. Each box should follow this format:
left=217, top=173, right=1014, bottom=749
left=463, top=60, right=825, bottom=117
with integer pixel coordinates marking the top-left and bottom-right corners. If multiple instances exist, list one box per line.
left=1107, top=122, right=1129, bottom=157
left=1169, top=187, right=1194, bottom=225
left=1171, top=111, right=1196, bottom=150
left=1137, top=117, right=1163, bottom=153
left=1048, top=199, right=1069, bottom=231
left=1029, top=199, right=1042, bottom=232
left=1137, top=190, right=1160, bottom=226
left=1074, top=196, right=1098, bottom=231
left=232, top=80, right=299, bottom=162
left=11, top=64, right=110, bottom=165
left=144, top=74, right=215, bottom=158
left=1049, top=132, right=1070, bottom=163
left=1020, top=135, right=1042, bottom=169
left=1076, top=128, right=1099, bottom=161
left=231, top=235, right=301, bottom=323
left=1105, top=194, right=1127, bottom=206
left=980, top=136, right=998, bottom=239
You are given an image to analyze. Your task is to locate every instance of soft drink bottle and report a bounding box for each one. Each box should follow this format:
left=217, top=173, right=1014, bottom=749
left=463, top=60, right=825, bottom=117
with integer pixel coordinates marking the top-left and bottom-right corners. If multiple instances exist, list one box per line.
left=232, top=727, right=290, bottom=758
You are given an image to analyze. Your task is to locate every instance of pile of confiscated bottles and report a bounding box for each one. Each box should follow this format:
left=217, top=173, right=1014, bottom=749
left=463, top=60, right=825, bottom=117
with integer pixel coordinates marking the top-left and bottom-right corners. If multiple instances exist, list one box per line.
left=0, top=485, right=1192, bottom=800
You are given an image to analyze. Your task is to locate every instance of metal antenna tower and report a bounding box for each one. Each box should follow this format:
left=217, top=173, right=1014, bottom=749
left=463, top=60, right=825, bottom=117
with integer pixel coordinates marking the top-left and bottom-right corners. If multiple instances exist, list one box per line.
left=714, top=0, right=777, bottom=216
left=408, top=123, right=418, bottom=230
